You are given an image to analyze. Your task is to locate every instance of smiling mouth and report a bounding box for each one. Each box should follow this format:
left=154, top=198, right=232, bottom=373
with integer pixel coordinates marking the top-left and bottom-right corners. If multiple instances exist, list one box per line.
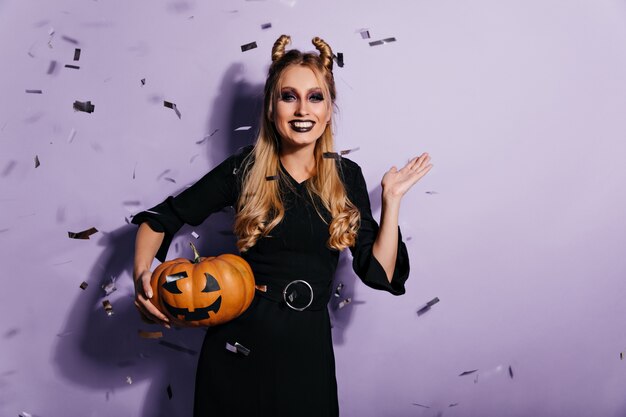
left=289, top=120, right=315, bottom=133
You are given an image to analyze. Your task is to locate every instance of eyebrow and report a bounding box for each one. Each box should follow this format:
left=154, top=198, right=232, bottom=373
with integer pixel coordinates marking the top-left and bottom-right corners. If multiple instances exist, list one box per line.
left=280, top=86, right=323, bottom=92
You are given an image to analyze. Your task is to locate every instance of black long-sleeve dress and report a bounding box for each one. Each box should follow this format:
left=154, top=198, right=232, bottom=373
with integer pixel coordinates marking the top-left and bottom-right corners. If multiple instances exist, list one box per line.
left=132, top=146, right=410, bottom=417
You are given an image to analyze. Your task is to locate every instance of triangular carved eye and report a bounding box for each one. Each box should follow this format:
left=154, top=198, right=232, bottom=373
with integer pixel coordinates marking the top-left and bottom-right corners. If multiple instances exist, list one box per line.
left=202, top=272, right=221, bottom=292
left=162, top=271, right=188, bottom=294
left=163, top=280, right=183, bottom=294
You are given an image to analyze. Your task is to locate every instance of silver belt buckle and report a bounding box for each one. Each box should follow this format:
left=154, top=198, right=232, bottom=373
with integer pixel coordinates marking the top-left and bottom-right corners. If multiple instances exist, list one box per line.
left=283, top=280, right=314, bottom=311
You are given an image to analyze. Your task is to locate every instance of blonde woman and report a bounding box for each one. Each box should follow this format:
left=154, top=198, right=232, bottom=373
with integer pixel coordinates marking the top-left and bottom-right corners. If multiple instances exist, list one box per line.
left=133, top=34, right=432, bottom=417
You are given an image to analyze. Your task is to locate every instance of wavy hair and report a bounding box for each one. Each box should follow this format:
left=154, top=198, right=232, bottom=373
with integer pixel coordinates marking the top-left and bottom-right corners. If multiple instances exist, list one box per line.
left=234, top=35, right=360, bottom=253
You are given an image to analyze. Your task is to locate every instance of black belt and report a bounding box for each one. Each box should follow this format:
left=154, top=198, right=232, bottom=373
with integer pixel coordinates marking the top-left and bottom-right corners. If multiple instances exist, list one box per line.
left=255, top=279, right=332, bottom=311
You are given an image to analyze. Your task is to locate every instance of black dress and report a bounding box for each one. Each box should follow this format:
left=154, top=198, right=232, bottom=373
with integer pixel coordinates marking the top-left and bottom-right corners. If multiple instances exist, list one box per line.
left=132, top=146, right=410, bottom=417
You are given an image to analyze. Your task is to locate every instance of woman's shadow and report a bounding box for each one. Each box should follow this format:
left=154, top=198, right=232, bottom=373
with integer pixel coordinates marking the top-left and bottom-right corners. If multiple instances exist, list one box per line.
left=52, top=63, right=366, bottom=416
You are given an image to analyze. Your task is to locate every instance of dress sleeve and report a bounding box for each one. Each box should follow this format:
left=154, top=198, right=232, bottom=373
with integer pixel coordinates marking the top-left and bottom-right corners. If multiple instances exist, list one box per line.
left=131, top=151, right=245, bottom=262
left=346, top=162, right=410, bottom=295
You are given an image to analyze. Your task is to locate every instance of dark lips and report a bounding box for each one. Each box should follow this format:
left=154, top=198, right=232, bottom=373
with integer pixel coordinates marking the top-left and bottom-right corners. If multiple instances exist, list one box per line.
left=289, top=120, right=315, bottom=133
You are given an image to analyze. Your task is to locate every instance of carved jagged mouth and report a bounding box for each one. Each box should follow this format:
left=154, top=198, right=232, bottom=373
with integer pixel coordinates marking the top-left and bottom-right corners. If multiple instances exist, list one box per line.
left=163, top=295, right=222, bottom=321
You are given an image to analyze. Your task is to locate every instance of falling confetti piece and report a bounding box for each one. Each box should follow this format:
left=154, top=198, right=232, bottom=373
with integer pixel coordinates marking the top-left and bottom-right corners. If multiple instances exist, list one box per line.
left=167, top=384, right=173, bottom=399
left=190, top=154, right=200, bottom=163
left=226, top=342, right=251, bottom=356
left=425, top=191, right=439, bottom=195
left=191, top=231, right=199, bottom=239
left=138, top=330, right=164, bottom=339
left=166, top=271, right=188, bottom=283
left=265, top=175, right=279, bottom=181
left=126, top=376, right=133, bottom=384
left=61, top=35, right=79, bottom=44
left=156, top=169, right=171, bottom=181
left=158, top=340, right=198, bottom=355
left=459, top=369, right=478, bottom=376
left=508, top=365, right=514, bottom=379
left=65, top=64, right=80, bottom=69
left=261, top=23, right=272, bottom=29
left=34, top=155, right=40, bottom=168
left=48, top=28, right=55, bottom=48
left=68, top=227, right=98, bottom=239
left=334, top=283, right=344, bottom=297
left=412, top=403, right=430, bottom=409
left=25, top=89, right=42, bottom=94
left=141, top=78, right=146, bottom=85
left=163, top=100, right=182, bottom=119
left=103, top=299, right=114, bottom=316
left=369, top=37, right=397, bottom=47
left=338, top=298, right=352, bottom=309
left=73, top=100, right=95, bottom=113
left=79, top=281, right=88, bottom=290
left=47, top=60, right=57, bottom=74
left=68, top=128, right=77, bottom=143
left=417, top=297, right=440, bottom=316
left=19, top=412, right=33, bottom=417
left=449, top=403, right=459, bottom=407
left=73, top=48, right=81, bottom=60
left=333, top=52, right=344, bottom=68
left=323, top=147, right=360, bottom=160
left=102, top=277, right=117, bottom=296
left=2, top=160, right=16, bottom=177
left=241, top=41, right=257, bottom=52
left=164, top=177, right=176, bottom=183
left=234, top=125, right=252, bottom=131
left=359, top=29, right=371, bottom=39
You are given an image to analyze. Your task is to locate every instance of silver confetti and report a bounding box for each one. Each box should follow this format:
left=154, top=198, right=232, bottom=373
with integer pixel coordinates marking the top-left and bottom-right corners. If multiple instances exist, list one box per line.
left=338, top=298, right=352, bottom=309
left=103, top=299, right=114, bottom=316
left=369, top=37, right=397, bottom=47
left=166, top=271, right=188, bottom=283
left=334, top=283, right=344, bottom=297
left=164, top=100, right=181, bottom=119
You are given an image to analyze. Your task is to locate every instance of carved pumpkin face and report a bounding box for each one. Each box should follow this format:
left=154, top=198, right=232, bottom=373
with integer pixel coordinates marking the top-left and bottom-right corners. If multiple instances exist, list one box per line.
left=151, top=248, right=255, bottom=327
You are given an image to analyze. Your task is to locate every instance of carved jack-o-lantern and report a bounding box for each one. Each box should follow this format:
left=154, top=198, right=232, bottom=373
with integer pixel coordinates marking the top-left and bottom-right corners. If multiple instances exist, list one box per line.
left=150, top=243, right=255, bottom=327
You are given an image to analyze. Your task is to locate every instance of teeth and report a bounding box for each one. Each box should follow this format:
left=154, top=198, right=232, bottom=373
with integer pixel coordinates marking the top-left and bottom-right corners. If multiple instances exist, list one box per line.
left=292, top=121, right=313, bottom=128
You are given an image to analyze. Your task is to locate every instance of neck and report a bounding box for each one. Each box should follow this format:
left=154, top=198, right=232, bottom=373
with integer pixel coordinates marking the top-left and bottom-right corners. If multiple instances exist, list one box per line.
left=279, top=144, right=316, bottom=181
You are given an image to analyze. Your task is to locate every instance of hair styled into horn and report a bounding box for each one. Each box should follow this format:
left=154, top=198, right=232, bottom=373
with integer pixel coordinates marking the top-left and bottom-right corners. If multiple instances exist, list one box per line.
left=233, top=35, right=359, bottom=253
left=311, top=36, right=334, bottom=71
left=271, top=35, right=291, bottom=63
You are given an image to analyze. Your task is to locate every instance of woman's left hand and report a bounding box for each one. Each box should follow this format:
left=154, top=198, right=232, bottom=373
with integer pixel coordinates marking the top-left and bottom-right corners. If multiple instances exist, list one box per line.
left=381, top=152, right=433, bottom=200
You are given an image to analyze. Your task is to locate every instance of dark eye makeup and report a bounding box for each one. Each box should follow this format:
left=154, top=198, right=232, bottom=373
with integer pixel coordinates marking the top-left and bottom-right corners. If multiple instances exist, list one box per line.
left=279, top=89, right=324, bottom=103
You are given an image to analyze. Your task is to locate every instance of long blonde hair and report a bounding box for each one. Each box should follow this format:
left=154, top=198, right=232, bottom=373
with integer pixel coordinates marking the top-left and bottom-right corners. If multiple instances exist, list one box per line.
left=234, top=35, right=360, bottom=253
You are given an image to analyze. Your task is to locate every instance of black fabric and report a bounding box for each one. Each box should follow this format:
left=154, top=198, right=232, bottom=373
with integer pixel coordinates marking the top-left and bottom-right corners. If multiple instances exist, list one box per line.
left=132, top=146, right=410, bottom=417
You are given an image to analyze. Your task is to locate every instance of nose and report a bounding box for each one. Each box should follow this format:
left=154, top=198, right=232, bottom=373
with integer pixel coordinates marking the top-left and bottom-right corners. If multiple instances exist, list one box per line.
left=294, top=99, right=309, bottom=117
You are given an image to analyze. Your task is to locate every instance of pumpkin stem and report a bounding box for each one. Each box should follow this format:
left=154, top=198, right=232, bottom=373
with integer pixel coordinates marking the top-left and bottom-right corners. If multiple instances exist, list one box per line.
left=189, top=242, right=201, bottom=263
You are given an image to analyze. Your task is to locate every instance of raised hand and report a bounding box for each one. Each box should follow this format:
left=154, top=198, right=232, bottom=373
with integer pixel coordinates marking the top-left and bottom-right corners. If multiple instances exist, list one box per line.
left=381, top=152, right=433, bottom=200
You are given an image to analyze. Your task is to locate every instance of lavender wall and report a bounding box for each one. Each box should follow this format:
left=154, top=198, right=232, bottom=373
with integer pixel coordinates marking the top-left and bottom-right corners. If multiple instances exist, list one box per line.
left=1, top=0, right=626, bottom=416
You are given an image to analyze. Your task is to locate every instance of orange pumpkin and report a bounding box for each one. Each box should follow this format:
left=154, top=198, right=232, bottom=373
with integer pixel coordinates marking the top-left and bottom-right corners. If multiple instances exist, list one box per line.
left=150, top=243, right=255, bottom=327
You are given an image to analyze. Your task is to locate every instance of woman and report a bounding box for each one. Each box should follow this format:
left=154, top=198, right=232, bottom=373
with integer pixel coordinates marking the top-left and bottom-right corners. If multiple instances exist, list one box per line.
left=132, top=34, right=432, bottom=417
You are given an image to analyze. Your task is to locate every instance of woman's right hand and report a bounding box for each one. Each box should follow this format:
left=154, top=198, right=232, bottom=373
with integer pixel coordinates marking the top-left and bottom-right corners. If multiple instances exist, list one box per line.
left=134, top=269, right=170, bottom=328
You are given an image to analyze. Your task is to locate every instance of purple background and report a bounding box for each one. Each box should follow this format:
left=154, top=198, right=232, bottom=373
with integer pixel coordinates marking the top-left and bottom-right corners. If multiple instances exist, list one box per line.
left=1, top=0, right=626, bottom=416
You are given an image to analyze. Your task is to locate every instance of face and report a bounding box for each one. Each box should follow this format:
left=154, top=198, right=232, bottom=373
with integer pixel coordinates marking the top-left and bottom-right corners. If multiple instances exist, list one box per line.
left=271, top=65, right=332, bottom=151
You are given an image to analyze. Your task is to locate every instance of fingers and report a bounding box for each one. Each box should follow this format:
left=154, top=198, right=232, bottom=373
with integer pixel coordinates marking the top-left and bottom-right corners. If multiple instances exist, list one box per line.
left=139, top=270, right=153, bottom=299
left=134, top=270, right=170, bottom=328
left=135, top=295, right=170, bottom=328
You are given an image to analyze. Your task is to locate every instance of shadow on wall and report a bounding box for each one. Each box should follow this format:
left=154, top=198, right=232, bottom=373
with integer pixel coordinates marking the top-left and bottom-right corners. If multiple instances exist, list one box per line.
left=52, top=62, right=370, bottom=416
left=52, top=64, right=260, bottom=417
